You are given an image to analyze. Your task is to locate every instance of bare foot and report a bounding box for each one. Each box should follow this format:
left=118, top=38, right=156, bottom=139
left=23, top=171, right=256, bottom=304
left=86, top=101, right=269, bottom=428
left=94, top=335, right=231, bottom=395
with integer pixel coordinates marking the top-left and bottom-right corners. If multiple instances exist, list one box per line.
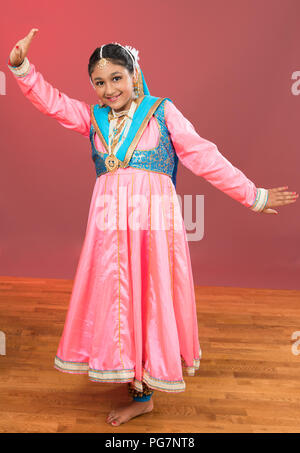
left=106, top=398, right=154, bottom=426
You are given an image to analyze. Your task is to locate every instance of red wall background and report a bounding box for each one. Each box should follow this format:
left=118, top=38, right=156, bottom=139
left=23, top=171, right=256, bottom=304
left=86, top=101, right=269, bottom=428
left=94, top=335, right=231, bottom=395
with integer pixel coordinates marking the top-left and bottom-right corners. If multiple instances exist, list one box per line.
left=1, top=0, right=299, bottom=289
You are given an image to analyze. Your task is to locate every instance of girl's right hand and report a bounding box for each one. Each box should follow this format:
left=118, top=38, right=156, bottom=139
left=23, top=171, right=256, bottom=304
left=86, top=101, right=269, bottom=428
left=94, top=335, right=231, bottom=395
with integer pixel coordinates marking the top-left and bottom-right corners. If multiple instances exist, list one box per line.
left=9, top=28, right=39, bottom=66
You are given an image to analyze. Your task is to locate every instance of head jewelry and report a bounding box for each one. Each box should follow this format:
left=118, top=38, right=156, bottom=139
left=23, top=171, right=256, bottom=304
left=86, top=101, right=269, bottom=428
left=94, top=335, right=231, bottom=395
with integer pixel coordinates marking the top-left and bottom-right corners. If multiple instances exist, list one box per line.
left=89, top=42, right=149, bottom=98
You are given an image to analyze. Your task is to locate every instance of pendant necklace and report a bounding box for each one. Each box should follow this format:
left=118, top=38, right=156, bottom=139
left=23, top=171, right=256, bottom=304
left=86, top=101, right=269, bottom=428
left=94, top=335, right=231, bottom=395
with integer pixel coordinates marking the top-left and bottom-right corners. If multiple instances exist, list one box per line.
left=105, top=100, right=137, bottom=172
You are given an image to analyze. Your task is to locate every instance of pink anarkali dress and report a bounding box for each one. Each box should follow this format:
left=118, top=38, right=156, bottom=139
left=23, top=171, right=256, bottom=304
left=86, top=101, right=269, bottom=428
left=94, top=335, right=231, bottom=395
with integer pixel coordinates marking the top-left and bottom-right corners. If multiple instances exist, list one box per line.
left=9, top=58, right=257, bottom=394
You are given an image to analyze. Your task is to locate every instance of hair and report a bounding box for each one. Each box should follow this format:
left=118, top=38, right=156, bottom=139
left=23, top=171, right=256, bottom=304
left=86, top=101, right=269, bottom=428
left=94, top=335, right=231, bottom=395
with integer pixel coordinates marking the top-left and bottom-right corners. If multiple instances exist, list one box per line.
left=88, top=43, right=135, bottom=81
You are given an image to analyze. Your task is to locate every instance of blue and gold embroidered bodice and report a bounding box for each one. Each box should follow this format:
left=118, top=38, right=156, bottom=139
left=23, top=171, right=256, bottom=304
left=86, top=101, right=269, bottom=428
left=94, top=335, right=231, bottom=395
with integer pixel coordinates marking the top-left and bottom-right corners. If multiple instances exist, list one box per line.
left=89, top=98, right=179, bottom=188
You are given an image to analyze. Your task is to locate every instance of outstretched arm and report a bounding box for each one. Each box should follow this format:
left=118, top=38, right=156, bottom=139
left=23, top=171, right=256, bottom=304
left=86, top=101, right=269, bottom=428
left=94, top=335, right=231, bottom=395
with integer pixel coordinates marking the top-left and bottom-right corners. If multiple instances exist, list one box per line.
left=164, top=100, right=298, bottom=214
left=7, top=29, right=91, bottom=137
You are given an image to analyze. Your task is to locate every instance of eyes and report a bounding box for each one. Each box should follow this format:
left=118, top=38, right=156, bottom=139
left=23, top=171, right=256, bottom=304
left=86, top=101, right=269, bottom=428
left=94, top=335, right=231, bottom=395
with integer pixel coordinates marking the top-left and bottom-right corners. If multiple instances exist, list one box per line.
left=95, top=76, right=122, bottom=87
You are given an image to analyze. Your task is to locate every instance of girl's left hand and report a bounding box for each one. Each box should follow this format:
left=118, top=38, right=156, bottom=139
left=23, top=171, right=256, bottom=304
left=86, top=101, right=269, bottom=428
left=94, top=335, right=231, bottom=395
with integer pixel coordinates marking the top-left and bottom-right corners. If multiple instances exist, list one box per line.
left=261, top=186, right=298, bottom=214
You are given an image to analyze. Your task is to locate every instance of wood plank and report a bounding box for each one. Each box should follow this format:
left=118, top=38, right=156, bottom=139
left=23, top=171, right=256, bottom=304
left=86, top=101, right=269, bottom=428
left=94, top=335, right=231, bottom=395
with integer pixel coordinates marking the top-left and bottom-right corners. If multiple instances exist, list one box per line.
left=0, top=276, right=300, bottom=433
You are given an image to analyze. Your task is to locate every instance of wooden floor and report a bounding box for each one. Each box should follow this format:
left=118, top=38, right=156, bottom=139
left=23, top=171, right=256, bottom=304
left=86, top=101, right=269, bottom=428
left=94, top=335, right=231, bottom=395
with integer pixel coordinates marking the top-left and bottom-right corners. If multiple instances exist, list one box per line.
left=0, top=275, right=300, bottom=433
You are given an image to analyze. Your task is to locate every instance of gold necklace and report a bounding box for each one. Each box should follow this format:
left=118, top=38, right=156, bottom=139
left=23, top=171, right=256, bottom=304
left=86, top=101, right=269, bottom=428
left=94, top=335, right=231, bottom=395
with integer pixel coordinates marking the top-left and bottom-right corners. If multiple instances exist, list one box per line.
left=110, top=117, right=127, bottom=152
left=105, top=100, right=137, bottom=172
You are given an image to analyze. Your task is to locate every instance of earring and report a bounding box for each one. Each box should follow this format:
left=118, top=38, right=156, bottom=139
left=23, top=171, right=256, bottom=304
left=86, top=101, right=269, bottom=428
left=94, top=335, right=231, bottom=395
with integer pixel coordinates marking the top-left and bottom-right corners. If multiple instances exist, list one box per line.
left=133, top=87, right=139, bottom=100
left=133, top=77, right=139, bottom=99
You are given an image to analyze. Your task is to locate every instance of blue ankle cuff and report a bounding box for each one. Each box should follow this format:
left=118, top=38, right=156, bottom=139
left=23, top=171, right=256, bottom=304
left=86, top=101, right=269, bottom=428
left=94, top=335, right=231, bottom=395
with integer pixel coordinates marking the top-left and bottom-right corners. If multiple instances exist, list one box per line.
left=133, top=392, right=153, bottom=402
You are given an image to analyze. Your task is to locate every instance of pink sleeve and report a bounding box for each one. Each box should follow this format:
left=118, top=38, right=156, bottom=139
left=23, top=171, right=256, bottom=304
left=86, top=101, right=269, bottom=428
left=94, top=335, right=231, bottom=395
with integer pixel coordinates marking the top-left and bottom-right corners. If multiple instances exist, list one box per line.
left=164, top=100, right=257, bottom=207
left=8, top=57, right=91, bottom=137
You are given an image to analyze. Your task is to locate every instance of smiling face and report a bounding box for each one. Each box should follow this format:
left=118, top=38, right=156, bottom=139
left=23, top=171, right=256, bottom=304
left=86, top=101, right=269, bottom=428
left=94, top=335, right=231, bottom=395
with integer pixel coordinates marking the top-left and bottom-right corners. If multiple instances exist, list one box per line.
left=91, top=60, right=137, bottom=112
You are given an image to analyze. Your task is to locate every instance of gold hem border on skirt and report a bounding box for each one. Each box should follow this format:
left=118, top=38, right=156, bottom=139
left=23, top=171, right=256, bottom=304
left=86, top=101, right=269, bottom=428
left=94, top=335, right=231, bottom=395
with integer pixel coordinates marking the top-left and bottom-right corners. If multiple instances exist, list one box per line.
left=54, top=347, right=202, bottom=394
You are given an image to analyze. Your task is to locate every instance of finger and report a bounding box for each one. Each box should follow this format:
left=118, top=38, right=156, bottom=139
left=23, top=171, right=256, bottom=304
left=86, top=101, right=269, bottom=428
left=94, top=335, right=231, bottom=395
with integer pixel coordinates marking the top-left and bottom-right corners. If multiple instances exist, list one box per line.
left=277, top=194, right=298, bottom=202
left=262, top=208, right=278, bottom=214
left=275, top=194, right=298, bottom=200
left=274, top=198, right=297, bottom=207
left=278, top=191, right=297, bottom=196
left=269, top=186, right=289, bottom=193
left=26, top=28, right=39, bottom=42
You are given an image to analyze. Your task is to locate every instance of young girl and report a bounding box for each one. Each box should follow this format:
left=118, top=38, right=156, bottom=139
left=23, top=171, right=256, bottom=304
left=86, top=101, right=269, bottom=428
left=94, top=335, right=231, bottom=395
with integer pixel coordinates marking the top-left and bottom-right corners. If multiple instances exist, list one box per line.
left=8, top=28, right=298, bottom=427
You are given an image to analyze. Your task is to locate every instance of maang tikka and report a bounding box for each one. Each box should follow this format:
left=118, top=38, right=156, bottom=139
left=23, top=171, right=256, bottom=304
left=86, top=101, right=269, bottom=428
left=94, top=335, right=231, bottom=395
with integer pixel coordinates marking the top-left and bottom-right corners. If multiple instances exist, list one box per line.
left=97, top=45, right=110, bottom=70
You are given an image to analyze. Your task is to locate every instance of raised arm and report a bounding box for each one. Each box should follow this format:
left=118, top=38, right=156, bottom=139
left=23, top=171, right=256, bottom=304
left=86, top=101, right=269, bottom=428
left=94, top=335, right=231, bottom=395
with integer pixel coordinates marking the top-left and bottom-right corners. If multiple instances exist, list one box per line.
left=164, top=99, right=267, bottom=211
left=7, top=29, right=90, bottom=137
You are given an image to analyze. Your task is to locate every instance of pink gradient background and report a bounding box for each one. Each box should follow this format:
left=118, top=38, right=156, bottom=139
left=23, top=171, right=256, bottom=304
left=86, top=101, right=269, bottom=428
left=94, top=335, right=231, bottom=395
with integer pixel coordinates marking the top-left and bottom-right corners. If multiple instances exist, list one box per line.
left=1, top=0, right=299, bottom=289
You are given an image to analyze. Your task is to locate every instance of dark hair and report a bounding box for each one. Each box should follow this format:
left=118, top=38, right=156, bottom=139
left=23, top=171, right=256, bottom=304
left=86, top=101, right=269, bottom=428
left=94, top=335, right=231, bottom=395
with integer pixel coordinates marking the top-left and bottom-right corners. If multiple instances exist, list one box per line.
left=88, top=43, right=135, bottom=81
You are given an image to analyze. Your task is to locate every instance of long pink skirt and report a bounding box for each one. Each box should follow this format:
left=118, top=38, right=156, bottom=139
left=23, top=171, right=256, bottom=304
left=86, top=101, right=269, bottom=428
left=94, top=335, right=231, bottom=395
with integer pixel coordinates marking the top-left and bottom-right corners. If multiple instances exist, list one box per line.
left=54, top=167, right=201, bottom=393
